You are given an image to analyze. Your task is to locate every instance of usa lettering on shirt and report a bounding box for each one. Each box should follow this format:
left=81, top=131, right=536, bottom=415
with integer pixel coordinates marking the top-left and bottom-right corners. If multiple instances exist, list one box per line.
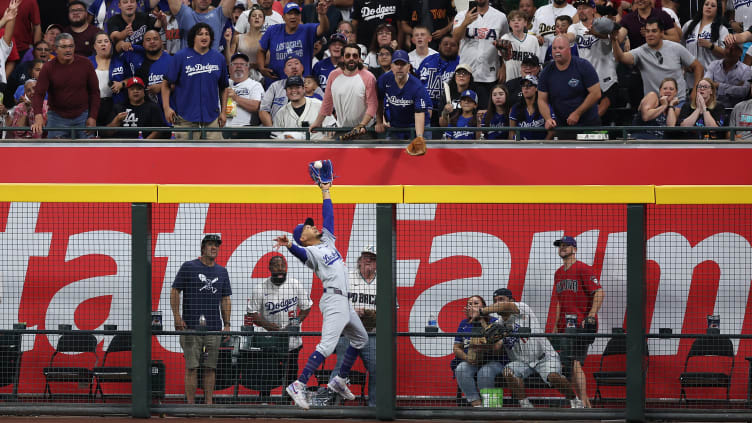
left=464, top=26, right=500, bottom=40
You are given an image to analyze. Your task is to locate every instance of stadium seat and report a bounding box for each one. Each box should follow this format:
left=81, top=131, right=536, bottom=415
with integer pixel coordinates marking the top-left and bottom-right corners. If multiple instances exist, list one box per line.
left=92, top=333, right=132, bottom=401
left=593, top=332, right=649, bottom=404
left=43, top=332, right=99, bottom=400
left=0, top=331, right=23, bottom=400
left=679, top=336, right=735, bottom=404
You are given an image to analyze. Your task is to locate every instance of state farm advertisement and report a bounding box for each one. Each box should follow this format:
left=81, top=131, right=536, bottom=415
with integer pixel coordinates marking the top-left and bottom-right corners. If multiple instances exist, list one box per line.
left=1, top=202, right=750, bottom=400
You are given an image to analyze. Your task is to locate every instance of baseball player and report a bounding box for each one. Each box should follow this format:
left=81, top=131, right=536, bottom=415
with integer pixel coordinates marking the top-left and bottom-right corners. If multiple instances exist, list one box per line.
left=330, top=245, right=378, bottom=406
left=471, top=288, right=580, bottom=408
left=552, top=235, right=604, bottom=409
left=248, top=255, right=312, bottom=396
left=274, top=182, right=369, bottom=410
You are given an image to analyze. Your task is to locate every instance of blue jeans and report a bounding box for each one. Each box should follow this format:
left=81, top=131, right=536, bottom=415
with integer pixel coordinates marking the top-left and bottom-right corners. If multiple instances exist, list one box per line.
left=330, top=335, right=376, bottom=406
left=46, top=110, right=91, bottom=139
left=455, top=360, right=504, bottom=403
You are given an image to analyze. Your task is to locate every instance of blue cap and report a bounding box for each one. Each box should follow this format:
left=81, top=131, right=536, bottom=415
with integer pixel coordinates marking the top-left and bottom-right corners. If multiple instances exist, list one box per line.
left=293, top=217, right=315, bottom=245
left=553, top=236, right=577, bottom=247
left=329, top=32, right=348, bottom=45
left=283, top=2, right=302, bottom=13
left=460, top=89, right=478, bottom=103
left=391, top=49, right=409, bottom=64
left=493, top=288, right=514, bottom=301
left=573, top=0, right=595, bottom=7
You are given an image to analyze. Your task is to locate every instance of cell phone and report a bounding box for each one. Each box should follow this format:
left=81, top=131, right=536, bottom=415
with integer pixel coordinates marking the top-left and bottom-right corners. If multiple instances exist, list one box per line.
left=468, top=1, right=478, bottom=11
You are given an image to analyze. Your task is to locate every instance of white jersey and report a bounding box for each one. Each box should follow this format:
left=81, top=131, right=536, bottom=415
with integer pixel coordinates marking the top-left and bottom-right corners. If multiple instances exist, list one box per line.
left=235, top=10, right=284, bottom=34
left=728, top=0, right=752, bottom=30
left=453, top=6, right=509, bottom=83
left=681, top=20, right=728, bottom=89
left=227, top=77, right=265, bottom=127
left=499, top=301, right=557, bottom=364
left=272, top=97, right=335, bottom=140
left=249, top=277, right=313, bottom=350
left=303, top=228, right=350, bottom=293
left=529, top=3, right=576, bottom=61
left=347, top=269, right=376, bottom=312
left=409, top=47, right=437, bottom=70
left=568, top=22, right=618, bottom=91
left=500, top=32, right=539, bottom=81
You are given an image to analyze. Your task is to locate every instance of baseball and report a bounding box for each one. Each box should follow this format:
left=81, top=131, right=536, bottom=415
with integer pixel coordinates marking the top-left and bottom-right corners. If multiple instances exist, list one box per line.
left=314, top=160, right=323, bottom=169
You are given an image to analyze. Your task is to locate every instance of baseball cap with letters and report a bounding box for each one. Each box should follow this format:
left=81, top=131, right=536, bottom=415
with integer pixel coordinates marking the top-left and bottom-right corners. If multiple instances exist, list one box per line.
left=391, top=49, right=409, bottom=64
left=460, top=89, right=478, bottom=104
left=553, top=236, right=577, bottom=247
left=125, top=76, right=145, bottom=88
left=284, top=2, right=302, bottom=13
left=293, top=217, right=315, bottom=245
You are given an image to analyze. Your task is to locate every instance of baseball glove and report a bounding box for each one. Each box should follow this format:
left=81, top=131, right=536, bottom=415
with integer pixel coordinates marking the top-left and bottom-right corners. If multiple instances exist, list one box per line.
left=482, top=322, right=507, bottom=344
left=584, top=316, right=597, bottom=332
left=339, top=124, right=366, bottom=141
left=405, top=136, right=427, bottom=156
left=496, top=39, right=513, bottom=61
left=360, top=309, right=377, bottom=332
left=308, top=159, right=334, bottom=185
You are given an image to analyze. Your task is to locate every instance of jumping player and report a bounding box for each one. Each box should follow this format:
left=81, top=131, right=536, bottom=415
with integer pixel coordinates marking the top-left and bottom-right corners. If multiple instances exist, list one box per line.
left=274, top=181, right=369, bottom=410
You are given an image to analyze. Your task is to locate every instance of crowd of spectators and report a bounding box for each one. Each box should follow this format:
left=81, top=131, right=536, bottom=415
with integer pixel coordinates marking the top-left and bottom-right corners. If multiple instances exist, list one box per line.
left=1, top=0, right=751, bottom=140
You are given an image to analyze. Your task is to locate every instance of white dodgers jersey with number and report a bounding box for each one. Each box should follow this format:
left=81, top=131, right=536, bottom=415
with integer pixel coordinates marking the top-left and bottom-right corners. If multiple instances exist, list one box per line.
left=568, top=22, right=617, bottom=91
left=453, top=6, right=509, bottom=83
left=530, top=4, right=576, bottom=60
left=304, top=228, right=349, bottom=293
left=249, top=277, right=313, bottom=350
left=499, top=302, right=557, bottom=364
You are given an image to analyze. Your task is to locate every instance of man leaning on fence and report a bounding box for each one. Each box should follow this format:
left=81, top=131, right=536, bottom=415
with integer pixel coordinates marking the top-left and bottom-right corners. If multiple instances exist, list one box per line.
left=552, top=235, right=604, bottom=409
left=170, top=234, right=232, bottom=405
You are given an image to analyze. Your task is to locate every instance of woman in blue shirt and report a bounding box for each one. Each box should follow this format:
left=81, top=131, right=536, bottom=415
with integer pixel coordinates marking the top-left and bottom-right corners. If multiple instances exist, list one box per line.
left=481, top=84, right=511, bottom=140
left=509, top=75, right=552, bottom=140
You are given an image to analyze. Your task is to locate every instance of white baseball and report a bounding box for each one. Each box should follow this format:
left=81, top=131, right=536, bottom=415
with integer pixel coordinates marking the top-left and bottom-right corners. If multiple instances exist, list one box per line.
left=314, top=160, right=323, bottom=169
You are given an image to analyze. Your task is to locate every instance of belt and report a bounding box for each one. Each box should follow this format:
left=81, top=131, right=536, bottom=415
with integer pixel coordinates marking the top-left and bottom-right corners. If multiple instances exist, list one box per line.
left=323, top=288, right=348, bottom=296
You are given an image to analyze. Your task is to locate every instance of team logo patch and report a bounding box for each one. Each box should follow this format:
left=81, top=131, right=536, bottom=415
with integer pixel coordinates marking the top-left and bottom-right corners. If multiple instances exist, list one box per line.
left=568, top=78, right=580, bottom=88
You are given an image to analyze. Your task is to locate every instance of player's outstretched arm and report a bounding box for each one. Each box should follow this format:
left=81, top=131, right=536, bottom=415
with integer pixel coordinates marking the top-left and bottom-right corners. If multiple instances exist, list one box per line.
left=321, top=182, right=335, bottom=235
left=274, top=235, right=308, bottom=263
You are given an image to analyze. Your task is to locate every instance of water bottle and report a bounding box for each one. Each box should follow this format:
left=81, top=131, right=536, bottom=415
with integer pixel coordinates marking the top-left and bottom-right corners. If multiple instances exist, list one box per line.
left=198, top=314, right=207, bottom=331
left=137, top=130, right=143, bottom=139
left=425, top=313, right=438, bottom=332
left=170, top=131, right=176, bottom=140
left=243, top=299, right=254, bottom=331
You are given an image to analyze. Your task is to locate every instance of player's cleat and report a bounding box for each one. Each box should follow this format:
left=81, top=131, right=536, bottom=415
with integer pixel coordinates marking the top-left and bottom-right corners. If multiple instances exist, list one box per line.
left=327, top=375, right=355, bottom=400
left=519, top=398, right=534, bottom=408
left=286, top=380, right=310, bottom=409
left=570, top=398, right=584, bottom=408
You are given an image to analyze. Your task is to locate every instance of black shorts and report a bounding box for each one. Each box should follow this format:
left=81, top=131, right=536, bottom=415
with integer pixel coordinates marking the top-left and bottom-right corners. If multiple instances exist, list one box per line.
left=601, top=83, right=620, bottom=105
left=558, top=329, right=594, bottom=377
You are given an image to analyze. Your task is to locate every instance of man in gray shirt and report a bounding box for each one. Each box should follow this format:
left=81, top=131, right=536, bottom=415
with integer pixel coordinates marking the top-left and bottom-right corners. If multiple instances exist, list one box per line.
left=612, top=18, right=703, bottom=102
left=705, top=43, right=752, bottom=108
left=729, top=89, right=752, bottom=140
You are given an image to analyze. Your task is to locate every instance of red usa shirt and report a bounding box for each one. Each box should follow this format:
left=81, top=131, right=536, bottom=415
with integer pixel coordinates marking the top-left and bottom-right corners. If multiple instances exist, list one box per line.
left=554, top=260, right=601, bottom=332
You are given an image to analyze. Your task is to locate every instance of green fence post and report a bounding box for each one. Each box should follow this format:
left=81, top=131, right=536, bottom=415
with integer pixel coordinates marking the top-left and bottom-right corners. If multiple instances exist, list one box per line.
left=375, top=203, right=395, bottom=420
left=132, top=203, right=152, bottom=418
left=626, top=203, right=646, bottom=423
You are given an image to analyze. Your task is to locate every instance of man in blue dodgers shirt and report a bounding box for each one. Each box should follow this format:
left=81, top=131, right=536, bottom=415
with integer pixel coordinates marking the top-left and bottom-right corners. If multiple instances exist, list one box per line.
left=162, top=23, right=229, bottom=140
left=168, top=0, right=236, bottom=51
left=257, top=1, right=330, bottom=83
left=376, top=49, right=432, bottom=139
left=418, top=33, right=459, bottom=127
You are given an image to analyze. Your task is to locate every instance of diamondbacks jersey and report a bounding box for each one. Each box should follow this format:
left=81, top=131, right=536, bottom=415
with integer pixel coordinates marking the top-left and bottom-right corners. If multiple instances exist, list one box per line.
left=377, top=71, right=432, bottom=128
left=259, top=23, right=320, bottom=80
left=347, top=269, right=376, bottom=311
left=568, top=22, right=618, bottom=91
left=303, top=228, right=349, bottom=293
left=500, top=32, right=539, bottom=81
left=249, top=276, right=312, bottom=350
left=529, top=4, right=576, bottom=59
left=554, top=260, right=601, bottom=332
left=499, top=301, right=557, bottom=364
left=417, top=53, right=458, bottom=111
left=172, top=258, right=232, bottom=331
left=166, top=47, right=229, bottom=123
left=453, top=6, right=509, bottom=83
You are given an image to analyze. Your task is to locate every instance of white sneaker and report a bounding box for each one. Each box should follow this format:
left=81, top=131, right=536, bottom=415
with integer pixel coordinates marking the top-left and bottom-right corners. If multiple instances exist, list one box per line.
left=519, top=398, right=534, bottom=408
left=286, top=380, right=310, bottom=410
left=570, top=398, right=584, bottom=408
left=327, top=375, right=356, bottom=401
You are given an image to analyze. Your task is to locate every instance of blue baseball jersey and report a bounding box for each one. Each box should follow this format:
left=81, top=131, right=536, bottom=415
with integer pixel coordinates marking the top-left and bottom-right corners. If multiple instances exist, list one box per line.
left=89, top=53, right=129, bottom=104
left=166, top=47, right=229, bottom=123
left=259, top=23, right=319, bottom=80
left=445, top=115, right=474, bottom=139
left=485, top=112, right=508, bottom=140
left=172, top=258, right=232, bottom=331
left=417, top=53, right=459, bottom=111
left=88, top=0, right=155, bottom=30
left=377, top=71, right=432, bottom=128
left=175, top=4, right=228, bottom=51
left=509, top=102, right=548, bottom=140
left=312, top=57, right=337, bottom=91
left=124, top=49, right=173, bottom=122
